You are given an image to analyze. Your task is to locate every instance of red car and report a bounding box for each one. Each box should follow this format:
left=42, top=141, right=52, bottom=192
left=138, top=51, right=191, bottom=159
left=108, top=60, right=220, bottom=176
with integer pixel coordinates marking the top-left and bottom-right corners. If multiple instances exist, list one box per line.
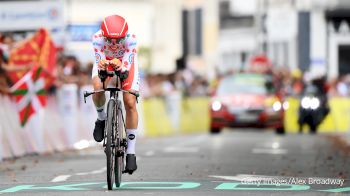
left=210, top=73, right=286, bottom=134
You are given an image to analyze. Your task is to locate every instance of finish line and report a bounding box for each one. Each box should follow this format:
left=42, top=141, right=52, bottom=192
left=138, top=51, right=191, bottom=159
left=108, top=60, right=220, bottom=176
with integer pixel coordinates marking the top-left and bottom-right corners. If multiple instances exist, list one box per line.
left=0, top=181, right=349, bottom=193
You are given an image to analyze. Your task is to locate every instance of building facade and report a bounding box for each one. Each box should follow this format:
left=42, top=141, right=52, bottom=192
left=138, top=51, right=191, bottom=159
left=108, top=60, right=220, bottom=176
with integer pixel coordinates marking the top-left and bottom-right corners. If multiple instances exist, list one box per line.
left=218, top=0, right=350, bottom=79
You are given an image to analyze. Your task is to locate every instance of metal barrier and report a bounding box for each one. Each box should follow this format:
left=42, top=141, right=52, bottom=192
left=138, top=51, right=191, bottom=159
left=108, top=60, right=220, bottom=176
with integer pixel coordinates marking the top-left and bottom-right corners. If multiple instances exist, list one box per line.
left=0, top=84, right=96, bottom=161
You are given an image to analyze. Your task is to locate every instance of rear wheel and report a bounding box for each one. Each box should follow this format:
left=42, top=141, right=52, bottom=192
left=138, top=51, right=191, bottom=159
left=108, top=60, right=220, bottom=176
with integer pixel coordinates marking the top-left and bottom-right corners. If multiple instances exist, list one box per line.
left=106, top=100, right=116, bottom=190
left=115, top=102, right=124, bottom=188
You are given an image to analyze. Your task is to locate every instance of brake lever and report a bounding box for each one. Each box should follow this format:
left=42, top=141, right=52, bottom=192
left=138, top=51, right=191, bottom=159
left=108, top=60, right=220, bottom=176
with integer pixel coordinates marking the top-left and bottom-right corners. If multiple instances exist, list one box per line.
left=83, top=91, right=91, bottom=103
left=130, top=91, right=140, bottom=103
left=83, top=91, right=94, bottom=103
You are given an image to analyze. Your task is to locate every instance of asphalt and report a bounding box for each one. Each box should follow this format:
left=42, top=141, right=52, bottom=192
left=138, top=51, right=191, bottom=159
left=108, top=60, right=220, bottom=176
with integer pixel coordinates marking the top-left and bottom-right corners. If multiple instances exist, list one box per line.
left=0, top=129, right=350, bottom=195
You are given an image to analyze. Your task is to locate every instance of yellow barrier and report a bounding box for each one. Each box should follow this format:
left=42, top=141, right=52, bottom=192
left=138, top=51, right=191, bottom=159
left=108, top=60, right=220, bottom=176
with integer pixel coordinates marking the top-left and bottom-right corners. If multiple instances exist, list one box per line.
left=180, top=98, right=210, bottom=134
left=142, top=97, right=350, bottom=137
left=141, top=98, right=173, bottom=137
left=142, top=97, right=210, bottom=136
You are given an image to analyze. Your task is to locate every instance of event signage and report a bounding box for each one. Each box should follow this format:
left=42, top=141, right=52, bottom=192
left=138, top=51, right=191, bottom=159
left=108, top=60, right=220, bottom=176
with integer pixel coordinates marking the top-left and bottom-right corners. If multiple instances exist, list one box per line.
left=0, top=0, right=64, bottom=31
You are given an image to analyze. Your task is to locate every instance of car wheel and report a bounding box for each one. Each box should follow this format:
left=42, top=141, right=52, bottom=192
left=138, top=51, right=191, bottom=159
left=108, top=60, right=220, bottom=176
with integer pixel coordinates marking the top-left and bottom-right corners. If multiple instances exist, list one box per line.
left=210, top=127, right=221, bottom=134
left=275, top=127, right=285, bottom=135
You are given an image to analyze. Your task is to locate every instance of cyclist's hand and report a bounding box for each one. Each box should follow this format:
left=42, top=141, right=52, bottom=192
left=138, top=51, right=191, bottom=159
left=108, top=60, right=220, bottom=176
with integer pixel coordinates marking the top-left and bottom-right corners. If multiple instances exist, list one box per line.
left=119, top=71, right=129, bottom=80
left=109, top=58, right=122, bottom=71
left=98, top=59, right=109, bottom=71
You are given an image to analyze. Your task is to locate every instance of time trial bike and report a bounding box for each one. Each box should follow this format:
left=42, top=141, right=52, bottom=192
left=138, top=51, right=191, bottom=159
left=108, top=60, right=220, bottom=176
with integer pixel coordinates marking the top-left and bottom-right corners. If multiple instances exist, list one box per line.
left=84, top=70, right=139, bottom=190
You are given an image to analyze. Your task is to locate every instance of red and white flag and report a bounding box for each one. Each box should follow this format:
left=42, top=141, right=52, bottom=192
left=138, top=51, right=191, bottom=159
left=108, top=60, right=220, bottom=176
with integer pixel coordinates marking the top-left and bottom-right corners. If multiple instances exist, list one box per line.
left=8, top=28, right=57, bottom=84
left=7, top=28, right=57, bottom=126
left=10, top=66, right=46, bottom=126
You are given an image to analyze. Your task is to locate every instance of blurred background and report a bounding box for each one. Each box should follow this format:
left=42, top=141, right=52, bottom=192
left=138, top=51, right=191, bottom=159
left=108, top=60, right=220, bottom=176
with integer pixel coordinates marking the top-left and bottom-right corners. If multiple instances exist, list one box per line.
left=3, top=1, right=350, bottom=195
left=1, top=0, right=350, bottom=159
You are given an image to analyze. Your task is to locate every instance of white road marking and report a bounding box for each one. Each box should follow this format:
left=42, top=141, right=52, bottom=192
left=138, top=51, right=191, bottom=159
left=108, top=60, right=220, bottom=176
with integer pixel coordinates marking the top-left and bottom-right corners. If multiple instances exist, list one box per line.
left=145, top=151, right=155, bottom=156
left=75, top=172, right=90, bottom=176
left=252, top=148, right=288, bottom=155
left=51, top=175, right=72, bottom=182
left=51, top=166, right=106, bottom=182
left=164, top=147, right=199, bottom=153
left=91, top=167, right=107, bottom=174
left=256, top=141, right=282, bottom=149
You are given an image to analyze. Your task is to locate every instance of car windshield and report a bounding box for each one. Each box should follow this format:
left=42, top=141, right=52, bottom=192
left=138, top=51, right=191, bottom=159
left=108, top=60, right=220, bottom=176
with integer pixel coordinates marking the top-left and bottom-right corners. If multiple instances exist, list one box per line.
left=216, top=74, right=269, bottom=95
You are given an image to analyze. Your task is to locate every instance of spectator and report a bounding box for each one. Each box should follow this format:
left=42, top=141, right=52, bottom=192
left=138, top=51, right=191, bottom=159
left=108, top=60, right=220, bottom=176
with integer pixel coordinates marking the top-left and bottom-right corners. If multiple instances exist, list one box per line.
left=56, top=55, right=80, bottom=84
left=0, top=49, right=10, bottom=94
left=336, top=75, right=348, bottom=96
left=77, top=62, right=93, bottom=87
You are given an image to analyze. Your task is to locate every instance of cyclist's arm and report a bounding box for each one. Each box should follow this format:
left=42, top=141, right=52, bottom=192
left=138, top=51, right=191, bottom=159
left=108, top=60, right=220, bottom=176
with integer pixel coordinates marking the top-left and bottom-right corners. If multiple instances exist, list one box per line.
left=92, top=32, right=106, bottom=70
left=121, top=34, right=138, bottom=72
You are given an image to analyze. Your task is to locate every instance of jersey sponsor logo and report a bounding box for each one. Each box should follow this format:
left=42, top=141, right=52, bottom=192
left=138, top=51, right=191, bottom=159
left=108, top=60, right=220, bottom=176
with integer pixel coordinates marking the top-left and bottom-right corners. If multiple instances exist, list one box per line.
left=128, top=53, right=134, bottom=64
left=95, top=53, right=101, bottom=63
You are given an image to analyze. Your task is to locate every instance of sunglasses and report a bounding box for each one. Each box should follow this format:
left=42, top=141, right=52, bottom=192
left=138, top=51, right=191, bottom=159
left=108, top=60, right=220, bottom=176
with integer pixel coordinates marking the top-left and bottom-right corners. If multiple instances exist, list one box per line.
left=104, top=37, right=125, bottom=44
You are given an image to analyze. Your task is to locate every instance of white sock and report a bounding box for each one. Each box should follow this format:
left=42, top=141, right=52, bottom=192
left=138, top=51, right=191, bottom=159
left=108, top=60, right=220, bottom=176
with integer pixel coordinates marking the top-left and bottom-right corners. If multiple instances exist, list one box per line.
left=96, top=105, right=107, bottom=120
left=126, top=129, right=137, bottom=154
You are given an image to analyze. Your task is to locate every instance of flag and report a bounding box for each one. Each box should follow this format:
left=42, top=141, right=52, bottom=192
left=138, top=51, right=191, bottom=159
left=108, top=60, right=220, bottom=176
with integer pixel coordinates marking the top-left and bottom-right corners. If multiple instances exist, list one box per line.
left=10, top=66, right=46, bottom=126
left=8, top=28, right=57, bottom=84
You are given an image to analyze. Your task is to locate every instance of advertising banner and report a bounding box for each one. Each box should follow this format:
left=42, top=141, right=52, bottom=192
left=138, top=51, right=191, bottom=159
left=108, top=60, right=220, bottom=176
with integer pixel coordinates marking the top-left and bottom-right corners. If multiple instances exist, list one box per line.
left=0, top=0, right=63, bottom=31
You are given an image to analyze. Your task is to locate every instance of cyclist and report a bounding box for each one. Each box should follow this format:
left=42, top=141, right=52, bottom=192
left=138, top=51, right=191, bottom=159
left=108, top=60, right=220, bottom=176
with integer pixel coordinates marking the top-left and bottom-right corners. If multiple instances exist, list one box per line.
left=91, top=15, right=139, bottom=174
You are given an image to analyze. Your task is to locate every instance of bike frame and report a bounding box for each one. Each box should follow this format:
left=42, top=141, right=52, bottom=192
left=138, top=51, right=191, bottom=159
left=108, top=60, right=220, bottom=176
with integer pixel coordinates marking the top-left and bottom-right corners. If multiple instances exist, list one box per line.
left=83, top=71, right=139, bottom=190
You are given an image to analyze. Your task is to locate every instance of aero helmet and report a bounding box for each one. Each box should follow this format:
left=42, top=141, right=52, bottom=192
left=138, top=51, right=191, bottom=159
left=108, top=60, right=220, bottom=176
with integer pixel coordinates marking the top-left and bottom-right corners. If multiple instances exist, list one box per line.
left=101, top=15, right=128, bottom=39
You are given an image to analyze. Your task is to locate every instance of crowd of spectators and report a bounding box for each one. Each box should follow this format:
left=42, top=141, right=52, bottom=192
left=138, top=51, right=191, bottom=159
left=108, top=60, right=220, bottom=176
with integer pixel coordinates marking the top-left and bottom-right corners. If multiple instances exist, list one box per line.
left=2, top=32, right=350, bottom=99
left=264, top=67, right=350, bottom=98
left=0, top=32, right=210, bottom=98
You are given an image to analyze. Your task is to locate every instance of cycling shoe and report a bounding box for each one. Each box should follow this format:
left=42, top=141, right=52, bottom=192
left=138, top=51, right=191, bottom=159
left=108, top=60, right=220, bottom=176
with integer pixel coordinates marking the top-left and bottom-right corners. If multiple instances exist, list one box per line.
left=125, top=154, right=137, bottom=174
left=93, top=119, right=105, bottom=142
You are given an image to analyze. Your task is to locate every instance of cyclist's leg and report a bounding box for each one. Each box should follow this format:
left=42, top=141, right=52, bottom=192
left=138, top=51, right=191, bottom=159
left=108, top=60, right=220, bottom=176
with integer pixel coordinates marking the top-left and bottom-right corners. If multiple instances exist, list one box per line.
left=91, top=65, right=111, bottom=142
left=122, top=61, right=140, bottom=173
left=92, top=76, right=106, bottom=110
left=123, top=92, right=138, bottom=147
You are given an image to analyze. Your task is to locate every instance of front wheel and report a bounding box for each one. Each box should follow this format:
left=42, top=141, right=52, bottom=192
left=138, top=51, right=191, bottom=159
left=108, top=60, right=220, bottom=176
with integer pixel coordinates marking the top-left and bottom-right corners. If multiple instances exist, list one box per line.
left=114, top=102, right=124, bottom=188
left=106, top=100, right=116, bottom=190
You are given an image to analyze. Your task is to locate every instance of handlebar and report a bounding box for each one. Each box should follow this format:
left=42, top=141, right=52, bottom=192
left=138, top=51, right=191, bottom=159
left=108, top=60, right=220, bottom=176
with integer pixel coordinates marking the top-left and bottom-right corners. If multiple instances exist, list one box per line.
left=84, top=69, right=137, bottom=103
left=99, top=70, right=129, bottom=82
left=83, top=88, right=139, bottom=103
